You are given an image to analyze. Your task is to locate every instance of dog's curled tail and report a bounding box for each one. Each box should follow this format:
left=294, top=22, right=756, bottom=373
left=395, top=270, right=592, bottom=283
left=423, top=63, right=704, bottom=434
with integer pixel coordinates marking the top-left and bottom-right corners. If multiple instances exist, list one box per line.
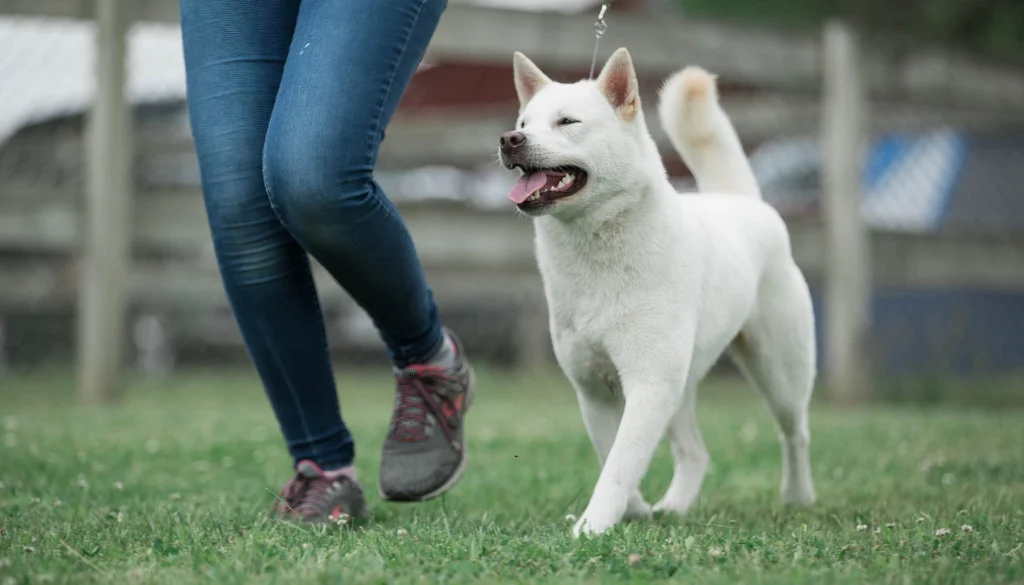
left=658, top=66, right=761, bottom=198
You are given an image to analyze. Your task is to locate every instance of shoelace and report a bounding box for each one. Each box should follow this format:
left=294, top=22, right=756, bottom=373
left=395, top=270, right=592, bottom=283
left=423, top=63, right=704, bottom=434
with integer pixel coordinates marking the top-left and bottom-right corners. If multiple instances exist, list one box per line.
left=390, top=365, right=462, bottom=444
left=276, top=474, right=334, bottom=517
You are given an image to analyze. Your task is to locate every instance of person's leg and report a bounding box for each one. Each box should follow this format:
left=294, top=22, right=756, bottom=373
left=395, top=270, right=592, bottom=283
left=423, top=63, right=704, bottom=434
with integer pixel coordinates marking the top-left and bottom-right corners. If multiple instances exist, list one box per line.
left=261, top=0, right=476, bottom=501
left=262, top=0, right=446, bottom=367
left=178, top=0, right=355, bottom=475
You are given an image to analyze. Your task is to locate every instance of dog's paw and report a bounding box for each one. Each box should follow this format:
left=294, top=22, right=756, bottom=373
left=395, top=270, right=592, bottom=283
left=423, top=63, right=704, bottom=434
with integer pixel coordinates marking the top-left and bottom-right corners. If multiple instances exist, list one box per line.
left=781, top=482, right=816, bottom=507
left=652, top=497, right=695, bottom=517
left=573, top=494, right=628, bottom=539
left=573, top=512, right=618, bottom=538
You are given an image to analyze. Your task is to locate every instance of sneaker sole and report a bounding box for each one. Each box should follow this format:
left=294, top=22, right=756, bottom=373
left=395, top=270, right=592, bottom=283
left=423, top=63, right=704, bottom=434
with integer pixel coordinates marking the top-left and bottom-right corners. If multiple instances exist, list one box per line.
left=378, top=363, right=477, bottom=503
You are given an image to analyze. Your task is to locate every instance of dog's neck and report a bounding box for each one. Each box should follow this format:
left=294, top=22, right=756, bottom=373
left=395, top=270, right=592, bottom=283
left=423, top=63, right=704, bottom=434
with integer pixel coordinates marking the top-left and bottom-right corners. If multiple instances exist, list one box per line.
left=534, top=176, right=674, bottom=266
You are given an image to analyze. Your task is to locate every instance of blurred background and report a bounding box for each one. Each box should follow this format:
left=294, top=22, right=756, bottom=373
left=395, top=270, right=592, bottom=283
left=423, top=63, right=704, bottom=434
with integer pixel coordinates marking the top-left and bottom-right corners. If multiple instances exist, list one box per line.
left=1, top=0, right=1023, bottom=406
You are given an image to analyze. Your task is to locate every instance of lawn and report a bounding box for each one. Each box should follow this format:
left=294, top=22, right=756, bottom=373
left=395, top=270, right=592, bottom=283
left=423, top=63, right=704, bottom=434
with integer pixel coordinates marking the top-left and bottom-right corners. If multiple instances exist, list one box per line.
left=1, top=367, right=1022, bottom=584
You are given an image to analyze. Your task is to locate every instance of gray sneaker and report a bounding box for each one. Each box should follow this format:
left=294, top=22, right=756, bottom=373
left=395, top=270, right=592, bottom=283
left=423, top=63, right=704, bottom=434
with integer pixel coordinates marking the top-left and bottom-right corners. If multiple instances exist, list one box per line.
left=379, top=330, right=476, bottom=502
left=272, top=460, right=369, bottom=524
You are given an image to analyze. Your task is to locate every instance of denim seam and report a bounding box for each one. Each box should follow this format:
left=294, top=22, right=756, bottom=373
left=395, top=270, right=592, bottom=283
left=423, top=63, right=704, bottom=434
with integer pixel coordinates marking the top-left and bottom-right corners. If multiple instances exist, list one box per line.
left=253, top=126, right=328, bottom=466
left=294, top=252, right=345, bottom=466
left=262, top=144, right=290, bottom=231
left=360, top=0, right=433, bottom=364
left=359, top=0, right=431, bottom=234
left=258, top=85, right=347, bottom=470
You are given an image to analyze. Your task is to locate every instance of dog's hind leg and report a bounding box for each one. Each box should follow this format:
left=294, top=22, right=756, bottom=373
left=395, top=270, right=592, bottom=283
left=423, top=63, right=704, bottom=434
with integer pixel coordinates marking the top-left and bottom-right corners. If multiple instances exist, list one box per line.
left=728, top=263, right=817, bottom=506
left=652, top=382, right=708, bottom=516
left=574, top=389, right=652, bottom=521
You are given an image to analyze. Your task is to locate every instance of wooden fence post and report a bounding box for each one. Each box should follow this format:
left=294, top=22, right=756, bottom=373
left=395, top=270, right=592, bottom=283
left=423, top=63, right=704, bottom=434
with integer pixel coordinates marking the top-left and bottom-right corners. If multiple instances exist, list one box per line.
left=822, top=20, right=872, bottom=404
left=78, top=0, right=133, bottom=404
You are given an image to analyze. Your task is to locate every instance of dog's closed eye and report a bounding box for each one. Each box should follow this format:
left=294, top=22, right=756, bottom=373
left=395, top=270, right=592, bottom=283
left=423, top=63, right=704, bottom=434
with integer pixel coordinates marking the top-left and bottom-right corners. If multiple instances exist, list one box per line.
left=556, top=117, right=581, bottom=127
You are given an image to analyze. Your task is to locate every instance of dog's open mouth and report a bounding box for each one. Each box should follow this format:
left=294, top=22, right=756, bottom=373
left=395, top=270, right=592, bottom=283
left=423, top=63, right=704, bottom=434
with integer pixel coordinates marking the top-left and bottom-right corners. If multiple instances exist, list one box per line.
left=507, top=166, right=588, bottom=210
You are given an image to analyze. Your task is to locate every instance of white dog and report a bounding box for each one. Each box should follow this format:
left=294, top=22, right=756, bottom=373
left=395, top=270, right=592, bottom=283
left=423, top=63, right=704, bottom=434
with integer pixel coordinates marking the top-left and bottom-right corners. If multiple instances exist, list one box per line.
left=498, top=48, right=817, bottom=537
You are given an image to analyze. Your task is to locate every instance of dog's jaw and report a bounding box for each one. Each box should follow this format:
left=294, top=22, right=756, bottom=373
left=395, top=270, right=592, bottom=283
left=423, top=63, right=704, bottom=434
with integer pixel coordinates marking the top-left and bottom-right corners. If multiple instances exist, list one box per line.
left=509, top=167, right=590, bottom=216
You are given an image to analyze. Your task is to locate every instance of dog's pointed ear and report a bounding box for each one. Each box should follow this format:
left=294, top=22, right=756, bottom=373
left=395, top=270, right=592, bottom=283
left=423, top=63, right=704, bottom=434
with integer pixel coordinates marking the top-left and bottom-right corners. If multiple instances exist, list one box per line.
left=596, top=47, right=640, bottom=120
left=513, top=52, right=552, bottom=109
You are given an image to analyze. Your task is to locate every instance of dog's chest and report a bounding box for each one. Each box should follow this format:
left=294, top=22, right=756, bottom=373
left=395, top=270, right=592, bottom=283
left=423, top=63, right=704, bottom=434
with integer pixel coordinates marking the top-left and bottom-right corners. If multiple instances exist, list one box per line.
left=544, top=258, right=633, bottom=336
left=541, top=256, right=638, bottom=398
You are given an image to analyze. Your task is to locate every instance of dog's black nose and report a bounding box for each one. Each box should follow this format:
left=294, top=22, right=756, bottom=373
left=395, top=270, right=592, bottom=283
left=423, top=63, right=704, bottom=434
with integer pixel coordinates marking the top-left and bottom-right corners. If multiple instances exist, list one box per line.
left=500, top=131, right=526, bottom=151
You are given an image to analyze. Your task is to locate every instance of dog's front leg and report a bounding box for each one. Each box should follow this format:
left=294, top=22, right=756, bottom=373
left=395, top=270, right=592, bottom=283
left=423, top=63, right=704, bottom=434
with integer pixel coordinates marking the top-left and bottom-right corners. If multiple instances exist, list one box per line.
left=574, top=390, right=653, bottom=521
left=574, top=360, right=690, bottom=538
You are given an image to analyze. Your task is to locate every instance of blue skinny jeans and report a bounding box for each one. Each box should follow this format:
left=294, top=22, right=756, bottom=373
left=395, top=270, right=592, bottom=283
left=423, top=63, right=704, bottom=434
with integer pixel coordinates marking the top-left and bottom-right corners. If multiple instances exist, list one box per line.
left=179, top=0, right=447, bottom=470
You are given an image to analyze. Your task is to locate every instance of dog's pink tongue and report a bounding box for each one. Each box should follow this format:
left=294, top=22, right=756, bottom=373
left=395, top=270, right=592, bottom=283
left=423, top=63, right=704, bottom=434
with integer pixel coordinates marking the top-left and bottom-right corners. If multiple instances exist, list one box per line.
left=508, top=172, right=549, bottom=204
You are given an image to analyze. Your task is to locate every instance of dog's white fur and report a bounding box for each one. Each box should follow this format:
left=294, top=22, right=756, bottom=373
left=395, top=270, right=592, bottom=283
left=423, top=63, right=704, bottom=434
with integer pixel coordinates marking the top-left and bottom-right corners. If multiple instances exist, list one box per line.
left=501, top=49, right=817, bottom=537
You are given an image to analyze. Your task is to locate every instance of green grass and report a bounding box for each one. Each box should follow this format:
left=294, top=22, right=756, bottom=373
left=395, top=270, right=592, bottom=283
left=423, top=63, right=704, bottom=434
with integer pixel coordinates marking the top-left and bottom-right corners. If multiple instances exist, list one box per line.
left=1, top=367, right=1022, bottom=584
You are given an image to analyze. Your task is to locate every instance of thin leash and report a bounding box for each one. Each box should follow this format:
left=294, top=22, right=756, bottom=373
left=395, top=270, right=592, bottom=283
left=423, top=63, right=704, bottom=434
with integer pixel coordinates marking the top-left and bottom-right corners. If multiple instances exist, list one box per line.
left=588, top=1, right=612, bottom=79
